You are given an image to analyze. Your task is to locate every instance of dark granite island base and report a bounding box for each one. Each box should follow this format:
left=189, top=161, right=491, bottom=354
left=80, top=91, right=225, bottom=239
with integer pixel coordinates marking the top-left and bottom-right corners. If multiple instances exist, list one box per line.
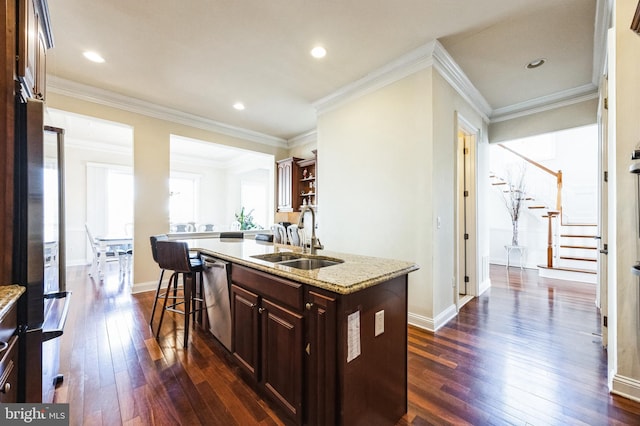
left=187, top=238, right=418, bottom=425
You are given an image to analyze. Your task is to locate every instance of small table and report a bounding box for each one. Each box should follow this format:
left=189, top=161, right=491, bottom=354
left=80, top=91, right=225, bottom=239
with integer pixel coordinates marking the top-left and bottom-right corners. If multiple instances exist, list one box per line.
left=505, top=245, right=525, bottom=269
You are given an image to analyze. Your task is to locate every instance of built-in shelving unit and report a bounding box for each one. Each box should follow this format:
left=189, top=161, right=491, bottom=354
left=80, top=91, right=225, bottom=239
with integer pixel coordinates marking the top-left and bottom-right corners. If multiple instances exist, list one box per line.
left=297, top=150, right=317, bottom=210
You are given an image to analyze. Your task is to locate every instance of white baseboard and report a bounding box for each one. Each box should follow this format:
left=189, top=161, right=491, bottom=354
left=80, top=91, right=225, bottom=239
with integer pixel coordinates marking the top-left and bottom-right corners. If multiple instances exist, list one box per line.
left=612, top=374, right=640, bottom=403
left=408, top=304, right=457, bottom=333
left=408, top=312, right=434, bottom=332
left=479, top=277, right=491, bottom=296
left=132, top=280, right=160, bottom=294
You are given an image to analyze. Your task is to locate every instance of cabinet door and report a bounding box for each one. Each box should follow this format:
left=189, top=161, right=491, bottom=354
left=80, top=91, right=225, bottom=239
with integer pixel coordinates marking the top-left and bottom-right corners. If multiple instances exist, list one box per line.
left=277, top=161, right=292, bottom=212
left=0, top=336, right=19, bottom=403
left=305, top=290, right=337, bottom=426
left=261, top=298, right=304, bottom=424
left=231, top=284, right=260, bottom=379
left=35, top=30, right=47, bottom=100
left=17, top=0, right=38, bottom=98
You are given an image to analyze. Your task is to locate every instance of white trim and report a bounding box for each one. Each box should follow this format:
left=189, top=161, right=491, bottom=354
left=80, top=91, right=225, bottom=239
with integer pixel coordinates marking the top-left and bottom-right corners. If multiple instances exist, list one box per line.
left=288, top=130, right=317, bottom=148
left=434, top=304, right=458, bottom=331
left=612, top=374, right=640, bottom=403
left=132, top=280, right=160, bottom=294
left=432, top=41, right=492, bottom=121
left=47, top=76, right=288, bottom=148
left=313, top=40, right=492, bottom=122
left=314, top=41, right=437, bottom=115
left=408, top=304, right=458, bottom=333
left=490, top=84, right=599, bottom=123
left=592, top=0, right=613, bottom=85
left=479, top=277, right=491, bottom=295
left=408, top=312, right=434, bottom=332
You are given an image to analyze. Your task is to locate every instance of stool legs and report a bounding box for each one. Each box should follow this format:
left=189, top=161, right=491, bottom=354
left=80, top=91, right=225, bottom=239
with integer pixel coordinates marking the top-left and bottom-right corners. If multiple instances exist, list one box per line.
left=154, top=270, right=202, bottom=348
left=149, top=269, right=165, bottom=333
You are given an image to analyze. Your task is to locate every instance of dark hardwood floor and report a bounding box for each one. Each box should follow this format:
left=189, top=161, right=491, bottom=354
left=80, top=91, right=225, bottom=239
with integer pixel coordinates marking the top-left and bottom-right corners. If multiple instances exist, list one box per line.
left=54, top=263, right=640, bottom=425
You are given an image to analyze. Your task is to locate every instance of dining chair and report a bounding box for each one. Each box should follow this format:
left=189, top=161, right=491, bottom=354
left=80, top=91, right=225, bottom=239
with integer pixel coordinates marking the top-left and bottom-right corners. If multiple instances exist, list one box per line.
left=286, top=224, right=305, bottom=247
left=85, top=223, right=123, bottom=278
left=271, top=224, right=288, bottom=244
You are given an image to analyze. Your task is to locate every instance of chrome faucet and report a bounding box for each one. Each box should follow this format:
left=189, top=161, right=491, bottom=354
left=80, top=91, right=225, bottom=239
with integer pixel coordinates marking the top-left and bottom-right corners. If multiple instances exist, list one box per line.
left=298, top=206, right=323, bottom=254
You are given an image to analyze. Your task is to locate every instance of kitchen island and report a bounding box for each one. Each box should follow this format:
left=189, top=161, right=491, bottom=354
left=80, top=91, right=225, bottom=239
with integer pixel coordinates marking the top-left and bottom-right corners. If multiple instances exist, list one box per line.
left=185, top=237, right=418, bottom=425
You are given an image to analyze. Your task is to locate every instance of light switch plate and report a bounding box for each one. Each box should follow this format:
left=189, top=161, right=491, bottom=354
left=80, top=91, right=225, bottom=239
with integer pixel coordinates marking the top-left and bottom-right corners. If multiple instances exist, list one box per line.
left=375, top=310, right=384, bottom=337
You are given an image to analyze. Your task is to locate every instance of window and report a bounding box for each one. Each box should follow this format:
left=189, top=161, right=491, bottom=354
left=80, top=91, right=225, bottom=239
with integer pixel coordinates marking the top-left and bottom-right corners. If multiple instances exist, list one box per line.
left=170, top=174, right=199, bottom=225
left=241, top=180, right=268, bottom=229
left=107, top=169, right=133, bottom=235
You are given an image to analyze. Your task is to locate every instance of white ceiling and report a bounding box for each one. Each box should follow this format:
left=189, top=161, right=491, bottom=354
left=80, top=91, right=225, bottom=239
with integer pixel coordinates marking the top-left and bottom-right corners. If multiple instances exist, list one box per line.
left=45, top=0, right=602, bottom=141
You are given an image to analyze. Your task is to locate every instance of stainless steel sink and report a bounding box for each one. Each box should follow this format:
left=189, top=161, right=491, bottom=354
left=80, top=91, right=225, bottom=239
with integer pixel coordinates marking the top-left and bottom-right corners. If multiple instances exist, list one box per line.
left=251, top=252, right=344, bottom=270
left=277, top=258, right=343, bottom=270
left=251, top=253, right=304, bottom=262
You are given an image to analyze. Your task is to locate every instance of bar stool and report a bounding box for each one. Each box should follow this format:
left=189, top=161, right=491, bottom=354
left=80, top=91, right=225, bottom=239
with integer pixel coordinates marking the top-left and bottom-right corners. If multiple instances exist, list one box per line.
left=154, top=240, right=204, bottom=347
left=149, top=234, right=169, bottom=332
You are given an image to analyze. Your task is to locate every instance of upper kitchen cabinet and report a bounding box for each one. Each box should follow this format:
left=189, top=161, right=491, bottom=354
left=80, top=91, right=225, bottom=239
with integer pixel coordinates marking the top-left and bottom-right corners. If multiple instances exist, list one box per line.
left=277, top=157, right=302, bottom=212
left=17, top=0, right=53, bottom=101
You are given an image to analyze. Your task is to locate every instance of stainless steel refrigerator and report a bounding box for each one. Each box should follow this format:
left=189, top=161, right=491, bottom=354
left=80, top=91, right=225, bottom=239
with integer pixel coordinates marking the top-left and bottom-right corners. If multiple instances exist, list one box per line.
left=13, top=97, right=69, bottom=403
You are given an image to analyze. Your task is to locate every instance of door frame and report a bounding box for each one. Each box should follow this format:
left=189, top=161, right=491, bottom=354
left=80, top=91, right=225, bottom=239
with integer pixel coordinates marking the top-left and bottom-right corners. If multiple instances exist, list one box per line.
left=455, top=112, right=479, bottom=309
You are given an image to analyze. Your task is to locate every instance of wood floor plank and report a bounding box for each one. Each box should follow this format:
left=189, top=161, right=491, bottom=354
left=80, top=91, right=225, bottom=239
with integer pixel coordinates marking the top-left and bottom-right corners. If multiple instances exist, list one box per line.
left=53, top=263, right=640, bottom=425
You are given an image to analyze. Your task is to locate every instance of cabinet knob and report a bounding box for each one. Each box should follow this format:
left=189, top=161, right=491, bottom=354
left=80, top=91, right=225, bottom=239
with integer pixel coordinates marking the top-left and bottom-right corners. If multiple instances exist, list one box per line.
left=1, top=382, right=10, bottom=394
left=305, top=343, right=311, bottom=355
left=258, top=307, right=265, bottom=314
left=305, top=302, right=313, bottom=310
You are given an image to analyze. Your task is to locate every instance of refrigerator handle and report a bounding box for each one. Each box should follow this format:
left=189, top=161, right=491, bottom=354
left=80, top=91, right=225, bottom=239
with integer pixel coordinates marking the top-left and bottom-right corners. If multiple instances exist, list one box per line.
left=42, top=291, right=71, bottom=342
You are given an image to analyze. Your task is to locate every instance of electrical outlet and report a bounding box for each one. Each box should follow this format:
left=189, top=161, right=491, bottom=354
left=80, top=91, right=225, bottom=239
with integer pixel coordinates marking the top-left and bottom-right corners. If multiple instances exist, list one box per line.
left=375, top=310, right=384, bottom=337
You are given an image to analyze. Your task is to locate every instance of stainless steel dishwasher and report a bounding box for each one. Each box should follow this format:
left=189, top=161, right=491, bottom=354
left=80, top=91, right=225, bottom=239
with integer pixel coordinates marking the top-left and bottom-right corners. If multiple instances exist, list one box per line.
left=201, top=255, right=232, bottom=351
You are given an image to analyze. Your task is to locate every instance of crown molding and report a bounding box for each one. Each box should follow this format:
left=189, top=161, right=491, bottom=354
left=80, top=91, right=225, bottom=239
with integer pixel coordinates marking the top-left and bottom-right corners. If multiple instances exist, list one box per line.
left=431, top=41, right=492, bottom=121
left=490, top=83, right=599, bottom=123
left=47, top=76, right=288, bottom=148
left=313, top=40, right=492, bottom=122
left=313, top=41, right=437, bottom=115
left=287, top=130, right=317, bottom=148
left=592, top=0, right=613, bottom=83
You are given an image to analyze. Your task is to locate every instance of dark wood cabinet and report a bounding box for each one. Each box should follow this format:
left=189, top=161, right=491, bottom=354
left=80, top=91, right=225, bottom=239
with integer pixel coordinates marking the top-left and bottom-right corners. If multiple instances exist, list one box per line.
left=230, top=263, right=408, bottom=425
left=0, top=336, right=19, bottom=403
left=17, top=0, right=51, bottom=100
left=277, top=157, right=302, bottom=212
left=231, top=284, right=260, bottom=377
left=261, top=298, right=304, bottom=423
left=0, top=302, right=19, bottom=403
left=304, top=288, right=337, bottom=426
left=231, top=265, right=305, bottom=424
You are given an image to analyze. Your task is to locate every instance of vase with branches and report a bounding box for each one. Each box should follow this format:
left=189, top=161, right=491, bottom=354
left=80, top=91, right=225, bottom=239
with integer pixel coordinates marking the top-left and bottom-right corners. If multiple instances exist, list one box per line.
left=501, top=163, right=527, bottom=247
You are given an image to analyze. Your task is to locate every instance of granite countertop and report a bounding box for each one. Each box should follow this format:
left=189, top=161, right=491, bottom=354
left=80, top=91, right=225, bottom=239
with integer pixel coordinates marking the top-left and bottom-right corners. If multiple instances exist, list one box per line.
left=0, top=285, right=25, bottom=322
left=183, top=238, right=419, bottom=295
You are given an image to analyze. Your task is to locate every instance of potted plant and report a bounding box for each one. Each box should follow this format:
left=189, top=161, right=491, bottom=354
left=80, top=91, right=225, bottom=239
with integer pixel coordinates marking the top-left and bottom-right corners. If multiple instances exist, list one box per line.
left=235, top=207, right=262, bottom=230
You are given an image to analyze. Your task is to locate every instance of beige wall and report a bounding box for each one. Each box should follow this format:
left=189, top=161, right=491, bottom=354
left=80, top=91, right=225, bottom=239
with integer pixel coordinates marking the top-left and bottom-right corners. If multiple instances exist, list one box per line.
left=317, top=66, right=485, bottom=327
left=612, top=0, right=640, bottom=400
left=47, top=92, right=288, bottom=291
left=489, top=98, right=598, bottom=143
left=431, top=71, right=487, bottom=316
left=318, top=69, right=434, bottom=319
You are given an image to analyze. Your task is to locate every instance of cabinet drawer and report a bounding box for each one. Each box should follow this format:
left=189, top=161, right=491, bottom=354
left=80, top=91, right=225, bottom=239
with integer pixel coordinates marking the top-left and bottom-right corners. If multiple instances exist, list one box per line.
left=0, top=335, right=19, bottom=403
left=232, top=265, right=303, bottom=311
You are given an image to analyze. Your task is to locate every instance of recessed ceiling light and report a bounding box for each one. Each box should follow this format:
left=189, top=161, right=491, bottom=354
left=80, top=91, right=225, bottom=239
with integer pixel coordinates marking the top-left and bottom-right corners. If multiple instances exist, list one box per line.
left=526, top=58, right=546, bottom=69
left=310, top=46, right=327, bottom=59
left=83, top=51, right=105, bottom=63
left=233, top=102, right=245, bottom=111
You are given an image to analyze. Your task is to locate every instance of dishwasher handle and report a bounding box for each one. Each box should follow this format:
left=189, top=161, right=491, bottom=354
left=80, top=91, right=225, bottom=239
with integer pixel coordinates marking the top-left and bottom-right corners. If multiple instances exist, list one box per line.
left=203, top=258, right=226, bottom=268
